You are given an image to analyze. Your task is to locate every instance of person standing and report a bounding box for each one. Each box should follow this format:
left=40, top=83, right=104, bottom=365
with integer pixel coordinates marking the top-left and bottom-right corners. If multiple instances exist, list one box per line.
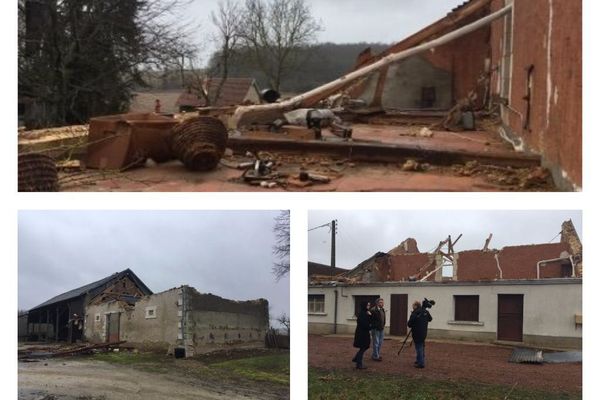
left=352, top=301, right=372, bottom=369
left=370, top=298, right=386, bottom=361
left=407, top=300, right=432, bottom=368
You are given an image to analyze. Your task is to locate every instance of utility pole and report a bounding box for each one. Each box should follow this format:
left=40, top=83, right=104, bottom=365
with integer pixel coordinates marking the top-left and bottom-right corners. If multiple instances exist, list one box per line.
left=331, top=220, right=337, bottom=268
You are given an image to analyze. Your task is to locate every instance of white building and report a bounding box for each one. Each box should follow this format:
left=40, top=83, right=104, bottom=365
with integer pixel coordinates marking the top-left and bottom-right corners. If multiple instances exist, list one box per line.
left=308, top=279, right=581, bottom=349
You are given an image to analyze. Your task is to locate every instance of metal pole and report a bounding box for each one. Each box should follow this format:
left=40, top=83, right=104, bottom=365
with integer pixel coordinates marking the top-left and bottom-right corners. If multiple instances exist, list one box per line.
left=331, top=220, right=337, bottom=268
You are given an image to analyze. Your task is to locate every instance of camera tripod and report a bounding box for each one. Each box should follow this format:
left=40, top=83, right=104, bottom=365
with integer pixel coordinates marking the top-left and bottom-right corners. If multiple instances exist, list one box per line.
left=397, top=329, right=413, bottom=355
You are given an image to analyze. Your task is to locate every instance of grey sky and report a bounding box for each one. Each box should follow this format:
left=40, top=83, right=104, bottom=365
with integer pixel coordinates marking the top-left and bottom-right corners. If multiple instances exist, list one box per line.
left=186, top=0, right=466, bottom=61
left=308, top=211, right=583, bottom=269
left=19, top=210, right=289, bottom=327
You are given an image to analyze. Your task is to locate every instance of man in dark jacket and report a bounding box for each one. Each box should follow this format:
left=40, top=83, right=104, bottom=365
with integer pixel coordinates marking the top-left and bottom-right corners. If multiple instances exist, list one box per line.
left=352, top=301, right=372, bottom=369
left=370, top=298, right=386, bottom=361
left=407, top=300, right=433, bottom=368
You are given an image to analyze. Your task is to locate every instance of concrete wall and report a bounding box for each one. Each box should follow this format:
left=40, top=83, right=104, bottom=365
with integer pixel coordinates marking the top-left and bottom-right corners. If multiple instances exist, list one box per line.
left=381, top=56, right=453, bottom=110
left=308, top=279, right=581, bottom=349
left=356, top=16, right=490, bottom=111
left=490, top=0, right=581, bottom=190
left=182, top=287, right=269, bottom=356
left=84, top=286, right=269, bottom=356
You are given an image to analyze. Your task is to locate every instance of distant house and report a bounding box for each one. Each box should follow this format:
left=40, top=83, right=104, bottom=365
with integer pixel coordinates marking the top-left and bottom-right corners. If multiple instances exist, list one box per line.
left=175, top=78, right=262, bottom=112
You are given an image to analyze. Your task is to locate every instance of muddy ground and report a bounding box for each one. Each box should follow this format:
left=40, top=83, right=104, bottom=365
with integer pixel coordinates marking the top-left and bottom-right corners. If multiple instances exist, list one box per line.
left=308, top=335, right=581, bottom=394
left=19, top=350, right=289, bottom=400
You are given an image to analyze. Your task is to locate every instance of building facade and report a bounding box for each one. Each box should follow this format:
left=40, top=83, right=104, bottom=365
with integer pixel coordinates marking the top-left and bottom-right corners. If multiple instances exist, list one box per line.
left=84, top=286, right=269, bottom=356
left=308, top=279, right=582, bottom=349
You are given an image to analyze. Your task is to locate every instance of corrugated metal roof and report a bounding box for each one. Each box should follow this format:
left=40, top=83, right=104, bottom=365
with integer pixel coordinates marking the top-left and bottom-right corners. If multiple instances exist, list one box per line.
left=29, top=268, right=152, bottom=311
left=509, top=348, right=543, bottom=364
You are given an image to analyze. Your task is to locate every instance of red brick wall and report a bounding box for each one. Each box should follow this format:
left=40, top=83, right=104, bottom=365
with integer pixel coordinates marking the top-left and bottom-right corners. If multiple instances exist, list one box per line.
left=420, top=25, right=491, bottom=105
left=490, top=0, right=582, bottom=188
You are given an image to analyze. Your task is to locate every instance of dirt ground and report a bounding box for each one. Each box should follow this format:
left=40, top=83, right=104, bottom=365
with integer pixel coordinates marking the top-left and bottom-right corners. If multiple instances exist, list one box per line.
left=19, top=356, right=287, bottom=400
left=308, top=335, right=581, bottom=394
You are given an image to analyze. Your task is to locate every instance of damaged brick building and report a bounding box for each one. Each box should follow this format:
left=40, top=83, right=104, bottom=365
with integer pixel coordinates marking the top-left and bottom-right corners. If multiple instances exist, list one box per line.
left=26, top=269, right=269, bottom=356
left=348, top=0, right=581, bottom=190
left=308, top=221, right=582, bottom=348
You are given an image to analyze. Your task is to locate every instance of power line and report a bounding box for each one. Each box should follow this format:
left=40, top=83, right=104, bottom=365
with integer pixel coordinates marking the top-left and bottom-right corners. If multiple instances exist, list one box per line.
left=548, top=231, right=561, bottom=243
left=308, top=222, right=332, bottom=232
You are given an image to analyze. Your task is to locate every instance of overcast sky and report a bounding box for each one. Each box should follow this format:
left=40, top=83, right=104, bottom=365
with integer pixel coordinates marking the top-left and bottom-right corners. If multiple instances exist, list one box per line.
left=18, top=211, right=289, bottom=327
left=308, top=211, right=583, bottom=269
left=186, top=0, right=466, bottom=61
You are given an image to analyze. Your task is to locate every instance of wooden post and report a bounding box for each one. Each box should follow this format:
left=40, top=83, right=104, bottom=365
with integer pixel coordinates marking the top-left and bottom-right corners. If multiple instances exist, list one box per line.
left=55, top=306, right=59, bottom=341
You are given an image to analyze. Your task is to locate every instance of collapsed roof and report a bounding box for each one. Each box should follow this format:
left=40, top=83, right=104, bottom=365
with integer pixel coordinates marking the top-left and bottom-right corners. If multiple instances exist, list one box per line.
left=327, top=220, right=582, bottom=284
left=29, top=268, right=153, bottom=311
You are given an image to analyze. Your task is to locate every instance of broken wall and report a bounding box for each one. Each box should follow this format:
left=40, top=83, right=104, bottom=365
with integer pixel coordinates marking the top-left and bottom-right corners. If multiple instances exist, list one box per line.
left=354, top=11, right=490, bottom=110
left=182, top=287, right=269, bottom=356
left=490, top=0, right=581, bottom=189
left=84, top=286, right=269, bottom=356
left=85, top=288, right=181, bottom=351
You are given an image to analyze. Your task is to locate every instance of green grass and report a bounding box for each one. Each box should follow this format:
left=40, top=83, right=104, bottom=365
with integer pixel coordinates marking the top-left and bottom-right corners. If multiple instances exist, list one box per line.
left=308, top=368, right=580, bottom=400
left=91, top=351, right=173, bottom=373
left=90, top=350, right=289, bottom=386
left=213, top=353, right=290, bottom=385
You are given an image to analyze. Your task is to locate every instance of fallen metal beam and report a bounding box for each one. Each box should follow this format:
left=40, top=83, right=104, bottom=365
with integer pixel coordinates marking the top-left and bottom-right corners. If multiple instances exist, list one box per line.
left=227, top=137, right=541, bottom=168
left=231, top=4, right=513, bottom=128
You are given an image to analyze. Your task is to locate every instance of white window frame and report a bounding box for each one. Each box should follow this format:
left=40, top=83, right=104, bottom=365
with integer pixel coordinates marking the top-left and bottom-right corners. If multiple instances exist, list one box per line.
left=308, top=294, right=325, bottom=314
left=145, top=306, right=157, bottom=319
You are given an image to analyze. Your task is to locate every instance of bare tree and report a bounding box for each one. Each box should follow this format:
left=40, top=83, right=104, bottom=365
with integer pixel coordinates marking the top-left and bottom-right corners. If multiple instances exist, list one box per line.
left=272, top=210, right=290, bottom=280
left=242, top=0, right=322, bottom=91
left=276, top=312, right=290, bottom=335
left=208, top=0, right=244, bottom=105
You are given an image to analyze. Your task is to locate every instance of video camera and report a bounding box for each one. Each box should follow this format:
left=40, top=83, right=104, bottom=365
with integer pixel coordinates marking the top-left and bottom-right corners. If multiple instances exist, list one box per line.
left=422, top=298, right=435, bottom=309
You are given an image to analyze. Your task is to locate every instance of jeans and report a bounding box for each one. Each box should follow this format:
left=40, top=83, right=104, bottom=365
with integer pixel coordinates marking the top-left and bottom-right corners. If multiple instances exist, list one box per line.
left=415, top=341, right=425, bottom=367
left=371, top=329, right=384, bottom=359
left=354, top=348, right=366, bottom=367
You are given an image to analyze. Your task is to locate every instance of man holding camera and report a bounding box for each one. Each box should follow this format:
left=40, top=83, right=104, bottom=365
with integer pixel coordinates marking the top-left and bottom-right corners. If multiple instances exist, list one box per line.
left=370, top=298, right=386, bottom=361
left=407, top=299, right=433, bottom=368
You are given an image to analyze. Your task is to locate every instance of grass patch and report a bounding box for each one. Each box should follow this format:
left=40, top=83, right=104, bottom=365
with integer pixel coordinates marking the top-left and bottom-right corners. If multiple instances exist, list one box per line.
left=308, top=368, right=580, bottom=400
left=91, top=351, right=174, bottom=374
left=90, top=350, right=289, bottom=387
left=213, top=353, right=290, bottom=386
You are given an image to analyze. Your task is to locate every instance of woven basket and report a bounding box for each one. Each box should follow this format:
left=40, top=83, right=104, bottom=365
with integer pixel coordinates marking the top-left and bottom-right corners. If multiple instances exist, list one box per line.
left=170, top=117, right=228, bottom=171
left=18, top=153, right=59, bottom=192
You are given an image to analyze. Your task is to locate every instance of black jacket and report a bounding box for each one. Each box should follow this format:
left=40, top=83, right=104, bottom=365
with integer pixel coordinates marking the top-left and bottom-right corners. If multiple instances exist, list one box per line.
left=369, top=306, right=386, bottom=331
left=407, top=306, right=432, bottom=344
left=353, top=308, right=372, bottom=349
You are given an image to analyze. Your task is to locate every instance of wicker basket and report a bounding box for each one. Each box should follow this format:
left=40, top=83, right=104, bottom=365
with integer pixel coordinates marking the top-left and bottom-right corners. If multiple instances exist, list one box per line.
left=170, top=117, right=228, bottom=171
left=18, top=153, right=59, bottom=192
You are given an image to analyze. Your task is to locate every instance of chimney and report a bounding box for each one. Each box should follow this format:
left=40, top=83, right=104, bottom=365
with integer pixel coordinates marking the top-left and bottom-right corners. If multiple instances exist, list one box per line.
left=561, top=220, right=582, bottom=276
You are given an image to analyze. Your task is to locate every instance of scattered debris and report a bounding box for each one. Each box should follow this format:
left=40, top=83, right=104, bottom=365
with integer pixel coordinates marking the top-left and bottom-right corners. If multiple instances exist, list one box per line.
left=19, top=341, right=126, bottom=361
left=401, top=159, right=420, bottom=172
left=419, top=127, right=434, bottom=138
left=18, top=153, right=59, bottom=192
left=451, top=161, right=553, bottom=190
left=170, top=116, right=228, bottom=171
left=509, top=348, right=543, bottom=364
left=543, top=351, right=582, bottom=364
left=509, top=348, right=582, bottom=364
left=299, top=171, right=331, bottom=183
